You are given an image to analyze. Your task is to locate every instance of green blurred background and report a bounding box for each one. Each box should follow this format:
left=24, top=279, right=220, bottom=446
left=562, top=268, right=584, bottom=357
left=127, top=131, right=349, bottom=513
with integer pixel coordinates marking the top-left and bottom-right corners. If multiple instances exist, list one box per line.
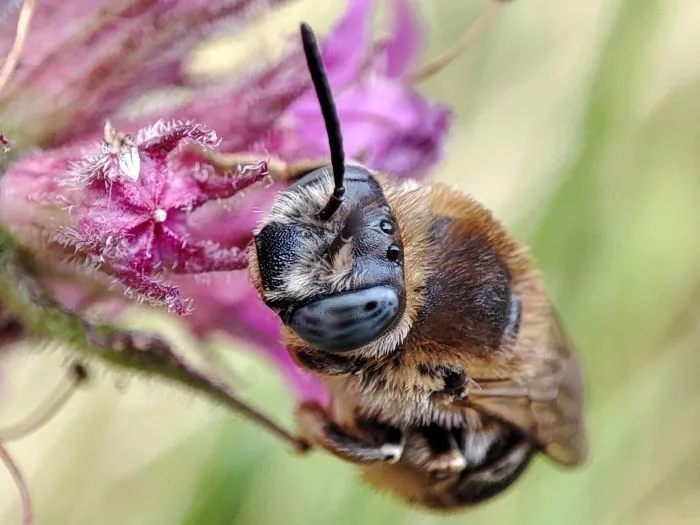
left=2, top=0, right=700, bottom=523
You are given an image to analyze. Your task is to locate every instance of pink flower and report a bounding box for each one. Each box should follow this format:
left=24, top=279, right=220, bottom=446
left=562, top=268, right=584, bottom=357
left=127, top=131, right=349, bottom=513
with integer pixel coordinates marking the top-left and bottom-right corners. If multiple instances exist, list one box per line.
left=3, top=120, right=270, bottom=315
left=0, top=0, right=454, bottom=400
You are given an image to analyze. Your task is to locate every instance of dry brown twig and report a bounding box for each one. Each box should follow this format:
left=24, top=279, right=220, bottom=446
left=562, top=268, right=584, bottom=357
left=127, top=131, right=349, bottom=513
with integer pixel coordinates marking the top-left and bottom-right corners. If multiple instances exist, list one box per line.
left=0, top=0, right=36, bottom=93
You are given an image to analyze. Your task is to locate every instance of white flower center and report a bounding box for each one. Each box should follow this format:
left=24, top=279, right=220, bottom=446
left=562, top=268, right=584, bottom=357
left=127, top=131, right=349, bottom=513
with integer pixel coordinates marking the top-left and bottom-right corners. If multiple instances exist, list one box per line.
left=153, top=208, right=167, bottom=223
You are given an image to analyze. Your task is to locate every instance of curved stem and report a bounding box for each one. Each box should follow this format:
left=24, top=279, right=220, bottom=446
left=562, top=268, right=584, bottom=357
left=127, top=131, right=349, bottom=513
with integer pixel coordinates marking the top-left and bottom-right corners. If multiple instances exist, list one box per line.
left=0, top=0, right=37, bottom=93
left=0, top=364, right=86, bottom=442
left=0, top=227, right=310, bottom=453
left=0, top=443, right=33, bottom=525
left=409, top=0, right=508, bottom=84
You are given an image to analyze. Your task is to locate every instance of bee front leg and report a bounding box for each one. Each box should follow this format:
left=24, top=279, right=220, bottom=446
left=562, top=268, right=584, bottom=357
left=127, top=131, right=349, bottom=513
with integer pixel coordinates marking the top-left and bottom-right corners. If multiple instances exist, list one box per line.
left=429, top=368, right=468, bottom=406
left=294, top=349, right=367, bottom=376
left=296, top=402, right=404, bottom=465
left=403, top=425, right=468, bottom=480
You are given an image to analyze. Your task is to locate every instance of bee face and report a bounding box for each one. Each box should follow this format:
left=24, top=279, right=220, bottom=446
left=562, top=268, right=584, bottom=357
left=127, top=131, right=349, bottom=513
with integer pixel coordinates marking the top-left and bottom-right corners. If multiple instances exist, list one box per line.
left=250, top=165, right=408, bottom=354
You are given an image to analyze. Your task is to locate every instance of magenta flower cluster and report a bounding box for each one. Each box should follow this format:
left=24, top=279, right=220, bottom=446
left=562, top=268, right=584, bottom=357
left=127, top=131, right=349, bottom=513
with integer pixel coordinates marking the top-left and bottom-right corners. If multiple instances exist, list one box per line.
left=0, top=0, right=451, bottom=399
left=57, top=121, right=269, bottom=315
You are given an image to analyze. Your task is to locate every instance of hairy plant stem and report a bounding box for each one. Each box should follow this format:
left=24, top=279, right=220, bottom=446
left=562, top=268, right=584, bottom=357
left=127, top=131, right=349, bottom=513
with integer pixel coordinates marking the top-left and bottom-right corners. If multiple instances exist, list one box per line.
left=0, top=225, right=309, bottom=452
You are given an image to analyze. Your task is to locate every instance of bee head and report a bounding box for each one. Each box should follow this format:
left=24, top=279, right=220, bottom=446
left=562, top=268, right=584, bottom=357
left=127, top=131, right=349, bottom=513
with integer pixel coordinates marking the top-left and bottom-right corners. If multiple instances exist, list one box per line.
left=250, top=24, right=406, bottom=354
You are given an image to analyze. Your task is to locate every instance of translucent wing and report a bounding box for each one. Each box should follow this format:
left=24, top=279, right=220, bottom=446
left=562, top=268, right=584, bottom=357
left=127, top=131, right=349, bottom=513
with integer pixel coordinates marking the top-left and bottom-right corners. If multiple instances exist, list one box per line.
left=458, top=312, right=588, bottom=466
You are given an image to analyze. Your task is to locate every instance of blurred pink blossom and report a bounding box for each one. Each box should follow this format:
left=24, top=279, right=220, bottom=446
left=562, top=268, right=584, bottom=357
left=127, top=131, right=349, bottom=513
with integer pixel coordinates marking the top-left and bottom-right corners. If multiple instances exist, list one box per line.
left=124, top=0, right=452, bottom=177
left=278, top=0, right=451, bottom=177
left=0, top=0, right=294, bottom=150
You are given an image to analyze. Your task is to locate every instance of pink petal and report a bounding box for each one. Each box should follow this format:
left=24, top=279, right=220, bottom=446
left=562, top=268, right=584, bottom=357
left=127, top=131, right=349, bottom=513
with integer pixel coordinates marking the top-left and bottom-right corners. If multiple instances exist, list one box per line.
left=138, top=121, right=220, bottom=159
left=161, top=149, right=269, bottom=211
left=186, top=186, right=278, bottom=249
left=76, top=206, right=146, bottom=239
left=381, top=0, right=424, bottom=77
left=158, top=226, right=248, bottom=274
left=318, top=0, right=374, bottom=88
left=112, top=264, right=190, bottom=315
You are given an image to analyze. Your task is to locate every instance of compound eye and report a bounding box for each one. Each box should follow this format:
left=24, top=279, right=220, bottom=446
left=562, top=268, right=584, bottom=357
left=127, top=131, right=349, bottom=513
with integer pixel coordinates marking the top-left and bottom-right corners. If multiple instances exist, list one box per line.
left=288, top=286, right=399, bottom=353
left=386, top=243, right=401, bottom=262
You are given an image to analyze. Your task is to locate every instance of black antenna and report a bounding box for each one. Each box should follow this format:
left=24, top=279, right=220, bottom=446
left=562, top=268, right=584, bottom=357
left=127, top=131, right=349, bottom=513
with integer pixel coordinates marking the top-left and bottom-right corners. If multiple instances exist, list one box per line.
left=300, top=22, right=345, bottom=221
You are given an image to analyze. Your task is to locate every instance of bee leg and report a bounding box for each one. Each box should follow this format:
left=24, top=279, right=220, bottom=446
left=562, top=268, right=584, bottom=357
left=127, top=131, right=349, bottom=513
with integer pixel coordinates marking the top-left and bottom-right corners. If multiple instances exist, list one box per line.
left=429, top=368, right=468, bottom=406
left=193, top=149, right=327, bottom=183
left=295, top=349, right=367, bottom=376
left=450, top=440, right=534, bottom=505
left=296, top=402, right=404, bottom=464
left=403, top=425, right=467, bottom=480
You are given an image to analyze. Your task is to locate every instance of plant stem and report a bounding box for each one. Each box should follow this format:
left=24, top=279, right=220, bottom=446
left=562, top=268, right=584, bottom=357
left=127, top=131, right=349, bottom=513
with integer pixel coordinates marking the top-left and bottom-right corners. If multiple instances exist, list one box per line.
left=0, top=226, right=309, bottom=452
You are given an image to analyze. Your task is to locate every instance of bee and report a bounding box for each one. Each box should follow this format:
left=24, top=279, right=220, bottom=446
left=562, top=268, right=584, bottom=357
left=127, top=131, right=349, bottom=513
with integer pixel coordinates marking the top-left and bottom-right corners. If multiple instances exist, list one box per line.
left=238, top=22, right=588, bottom=510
